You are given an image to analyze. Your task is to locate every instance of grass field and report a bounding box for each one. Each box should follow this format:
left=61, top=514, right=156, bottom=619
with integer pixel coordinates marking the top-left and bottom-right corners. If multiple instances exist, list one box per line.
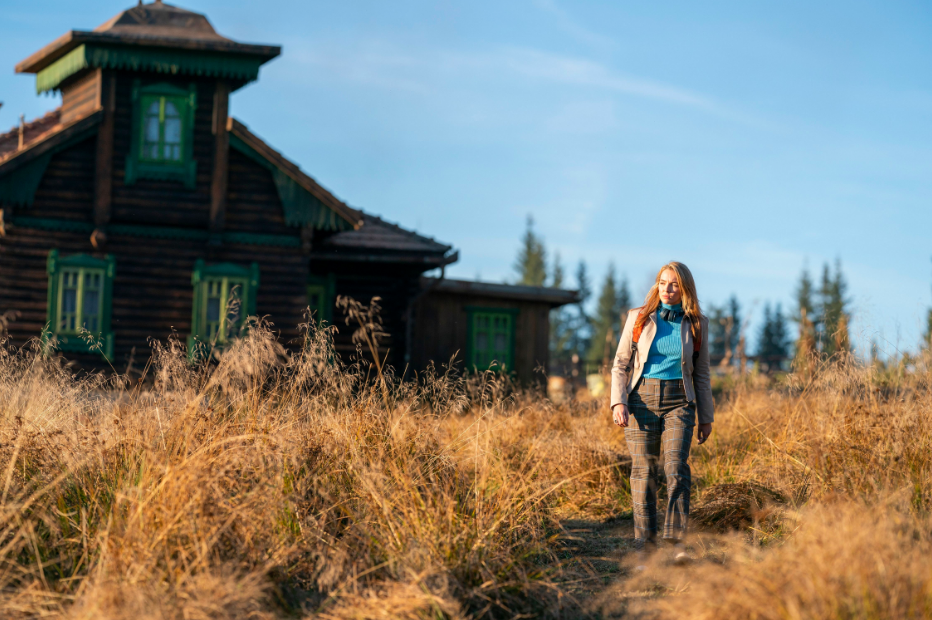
left=1, top=318, right=930, bottom=619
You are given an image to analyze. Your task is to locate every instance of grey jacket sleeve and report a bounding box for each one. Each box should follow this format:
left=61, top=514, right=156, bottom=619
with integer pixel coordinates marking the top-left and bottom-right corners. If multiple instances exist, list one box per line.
left=610, top=309, right=638, bottom=409
left=694, top=316, right=715, bottom=424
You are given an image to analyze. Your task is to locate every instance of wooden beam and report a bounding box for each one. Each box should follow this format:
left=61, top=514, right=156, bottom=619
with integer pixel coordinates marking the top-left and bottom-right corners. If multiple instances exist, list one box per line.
left=93, top=70, right=115, bottom=229
left=210, top=80, right=231, bottom=236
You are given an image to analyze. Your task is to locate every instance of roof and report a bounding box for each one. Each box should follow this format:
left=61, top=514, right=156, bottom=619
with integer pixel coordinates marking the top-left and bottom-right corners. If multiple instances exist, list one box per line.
left=229, top=118, right=362, bottom=230
left=0, top=110, right=63, bottom=160
left=231, top=119, right=456, bottom=263
left=421, top=277, right=580, bottom=307
left=16, top=1, right=280, bottom=90
left=322, top=213, right=452, bottom=253
left=0, top=108, right=101, bottom=173
left=0, top=108, right=455, bottom=265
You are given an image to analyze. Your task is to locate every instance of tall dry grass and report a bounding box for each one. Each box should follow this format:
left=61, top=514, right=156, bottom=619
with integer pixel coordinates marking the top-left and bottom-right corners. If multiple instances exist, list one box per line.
left=629, top=354, right=932, bottom=619
left=0, top=317, right=626, bottom=619
left=2, top=315, right=932, bottom=619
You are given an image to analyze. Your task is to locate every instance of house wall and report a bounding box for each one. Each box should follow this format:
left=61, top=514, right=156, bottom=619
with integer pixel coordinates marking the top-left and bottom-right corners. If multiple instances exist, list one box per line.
left=0, top=72, right=311, bottom=371
left=60, top=69, right=101, bottom=126
left=109, top=70, right=216, bottom=229
left=409, top=290, right=551, bottom=385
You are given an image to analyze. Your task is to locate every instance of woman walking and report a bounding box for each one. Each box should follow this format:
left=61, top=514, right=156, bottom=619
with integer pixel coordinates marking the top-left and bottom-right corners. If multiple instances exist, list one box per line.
left=610, top=261, right=714, bottom=555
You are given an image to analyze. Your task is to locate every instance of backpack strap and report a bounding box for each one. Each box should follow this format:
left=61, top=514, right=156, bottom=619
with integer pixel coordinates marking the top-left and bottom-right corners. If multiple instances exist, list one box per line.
left=624, top=311, right=645, bottom=373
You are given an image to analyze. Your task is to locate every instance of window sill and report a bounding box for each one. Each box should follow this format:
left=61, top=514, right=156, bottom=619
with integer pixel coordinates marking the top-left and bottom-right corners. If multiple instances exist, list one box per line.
left=45, top=333, right=113, bottom=358
left=125, top=156, right=197, bottom=189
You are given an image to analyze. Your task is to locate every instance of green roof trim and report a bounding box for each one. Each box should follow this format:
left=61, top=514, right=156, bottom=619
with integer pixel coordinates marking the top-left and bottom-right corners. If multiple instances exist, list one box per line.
left=11, top=217, right=300, bottom=247
left=0, top=128, right=98, bottom=208
left=0, top=152, right=53, bottom=207
left=36, top=44, right=266, bottom=93
left=229, top=134, right=354, bottom=232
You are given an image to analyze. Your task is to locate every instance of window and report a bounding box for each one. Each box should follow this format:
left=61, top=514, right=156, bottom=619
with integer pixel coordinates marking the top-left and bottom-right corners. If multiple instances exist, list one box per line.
left=45, top=250, right=115, bottom=358
left=306, top=274, right=335, bottom=324
left=141, top=95, right=185, bottom=162
left=189, top=260, right=259, bottom=352
left=466, top=308, right=518, bottom=372
left=125, top=81, right=197, bottom=189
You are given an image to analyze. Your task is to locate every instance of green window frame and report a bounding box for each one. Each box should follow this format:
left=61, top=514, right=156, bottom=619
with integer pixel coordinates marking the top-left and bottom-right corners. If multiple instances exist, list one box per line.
left=307, top=274, right=336, bottom=325
left=188, top=260, right=259, bottom=352
left=44, top=250, right=116, bottom=358
left=465, top=307, right=518, bottom=372
left=125, top=81, right=197, bottom=189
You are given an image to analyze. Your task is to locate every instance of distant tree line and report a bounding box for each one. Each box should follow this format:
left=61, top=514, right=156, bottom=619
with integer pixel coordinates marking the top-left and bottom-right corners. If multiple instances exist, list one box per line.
left=513, top=216, right=872, bottom=378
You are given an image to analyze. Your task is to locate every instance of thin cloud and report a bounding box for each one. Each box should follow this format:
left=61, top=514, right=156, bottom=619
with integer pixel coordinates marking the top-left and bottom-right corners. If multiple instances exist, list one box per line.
left=288, top=38, right=764, bottom=127
left=531, top=0, right=618, bottom=50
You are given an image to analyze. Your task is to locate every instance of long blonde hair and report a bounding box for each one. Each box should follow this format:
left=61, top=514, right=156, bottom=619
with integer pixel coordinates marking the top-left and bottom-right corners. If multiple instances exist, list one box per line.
left=634, top=261, right=703, bottom=340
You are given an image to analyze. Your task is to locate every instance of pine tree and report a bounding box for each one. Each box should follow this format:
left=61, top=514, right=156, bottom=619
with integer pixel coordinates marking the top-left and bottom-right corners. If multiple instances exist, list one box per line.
left=820, top=259, right=850, bottom=357
left=514, top=215, right=547, bottom=286
left=549, top=253, right=573, bottom=369
left=617, top=273, right=632, bottom=329
left=772, top=303, right=790, bottom=360
left=757, top=302, right=790, bottom=370
left=926, top=308, right=932, bottom=350
left=707, top=304, right=727, bottom=358
left=707, top=297, right=741, bottom=365
left=587, top=264, right=619, bottom=366
left=757, top=302, right=774, bottom=358
left=793, top=265, right=817, bottom=360
left=568, top=260, right=592, bottom=363
left=727, top=295, right=742, bottom=355
left=551, top=252, right=564, bottom=288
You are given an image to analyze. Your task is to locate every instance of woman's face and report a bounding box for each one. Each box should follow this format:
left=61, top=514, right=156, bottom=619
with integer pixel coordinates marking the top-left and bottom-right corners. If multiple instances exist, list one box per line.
left=658, top=269, right=682, bottom=305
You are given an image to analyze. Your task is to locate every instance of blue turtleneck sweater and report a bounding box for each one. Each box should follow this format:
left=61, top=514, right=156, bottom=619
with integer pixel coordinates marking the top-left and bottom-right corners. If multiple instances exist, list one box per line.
left=642, top=302, right=683, bottom=380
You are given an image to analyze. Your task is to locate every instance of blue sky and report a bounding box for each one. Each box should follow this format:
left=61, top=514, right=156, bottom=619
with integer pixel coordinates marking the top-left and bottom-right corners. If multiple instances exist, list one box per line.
left=2, top=1, right=931, bottom=353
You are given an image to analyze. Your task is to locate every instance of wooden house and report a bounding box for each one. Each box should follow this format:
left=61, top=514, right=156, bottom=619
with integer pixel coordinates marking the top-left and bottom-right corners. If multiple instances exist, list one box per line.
left=0, top=1, right=577, bottom=382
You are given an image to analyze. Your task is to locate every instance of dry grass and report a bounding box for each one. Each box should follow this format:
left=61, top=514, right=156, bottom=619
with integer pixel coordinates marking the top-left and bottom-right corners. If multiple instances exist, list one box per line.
left=1, top=319, right=931, bottom=619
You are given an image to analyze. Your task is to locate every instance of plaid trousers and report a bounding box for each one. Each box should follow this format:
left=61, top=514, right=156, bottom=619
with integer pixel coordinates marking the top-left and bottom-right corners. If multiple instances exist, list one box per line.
left=624, top=377, right=696, bottom=545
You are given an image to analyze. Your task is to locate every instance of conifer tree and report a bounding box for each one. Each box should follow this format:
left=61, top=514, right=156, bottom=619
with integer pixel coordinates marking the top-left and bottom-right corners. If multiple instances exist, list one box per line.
left=925, top=308, right=932, bottom=350
left=514, top=215, right=547, bottom=286
left=549, top=253, right=573, bottom=367
left=793, top=265, right=817, bottom=360
left=569, top=260, right=592, bottom=361
left=707, top=304, right=727, bottom=357
left=551, top=252, right=564, bottom=289
left=708, top=297, right=741, bottom=364
left=727, top=295, right=742, bottom=355
left=617, top=273, right=632, bottom=330
left=757, top=302, right=790, bottom=369
left=587, top=264, right=619, bottom=366
left=820, top=259, right=850, bottom=356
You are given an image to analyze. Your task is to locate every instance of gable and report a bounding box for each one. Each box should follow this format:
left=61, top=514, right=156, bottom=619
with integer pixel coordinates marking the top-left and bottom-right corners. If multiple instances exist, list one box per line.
left=228, top=119, right=362, bottom=232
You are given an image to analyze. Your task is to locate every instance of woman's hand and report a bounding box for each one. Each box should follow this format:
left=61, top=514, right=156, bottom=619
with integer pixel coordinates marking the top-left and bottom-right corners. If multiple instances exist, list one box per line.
left=612, top=404, right=629, bottom=427
left=697, top=423, right=712, bottom=444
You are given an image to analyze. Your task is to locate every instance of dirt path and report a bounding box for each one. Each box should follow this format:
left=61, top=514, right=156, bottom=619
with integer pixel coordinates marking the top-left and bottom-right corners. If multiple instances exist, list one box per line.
left=554, top=516, right=646, bottom=618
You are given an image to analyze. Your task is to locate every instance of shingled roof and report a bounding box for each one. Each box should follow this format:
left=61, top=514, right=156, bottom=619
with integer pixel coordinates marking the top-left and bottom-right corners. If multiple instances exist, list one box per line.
left=320, top=212, right=454, bottom=255
left=0, top=110, right=63, bottom=160
left=16, top=1, right=280, bottom=75
left=1, top=107, right=457, bottom=266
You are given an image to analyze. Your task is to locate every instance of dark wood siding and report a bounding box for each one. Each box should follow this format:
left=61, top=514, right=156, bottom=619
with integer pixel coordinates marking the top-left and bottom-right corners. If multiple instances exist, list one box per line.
left=313, top=263, right=422, bottom=372
left=60, top=70, right=101, bottom=125
left=109, top=72, right=216, bottom=229
left=410, top=291, right=551, bottom=385
left=28, top=135, right=97, bottom=222
left=0, top=226, right=312, bottom=370
left=225, top=147, right=292, bottom=235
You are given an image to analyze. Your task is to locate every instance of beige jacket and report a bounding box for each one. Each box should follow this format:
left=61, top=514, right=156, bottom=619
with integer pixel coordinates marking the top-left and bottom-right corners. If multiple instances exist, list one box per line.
left=610, top=307, right=714, bottom=425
